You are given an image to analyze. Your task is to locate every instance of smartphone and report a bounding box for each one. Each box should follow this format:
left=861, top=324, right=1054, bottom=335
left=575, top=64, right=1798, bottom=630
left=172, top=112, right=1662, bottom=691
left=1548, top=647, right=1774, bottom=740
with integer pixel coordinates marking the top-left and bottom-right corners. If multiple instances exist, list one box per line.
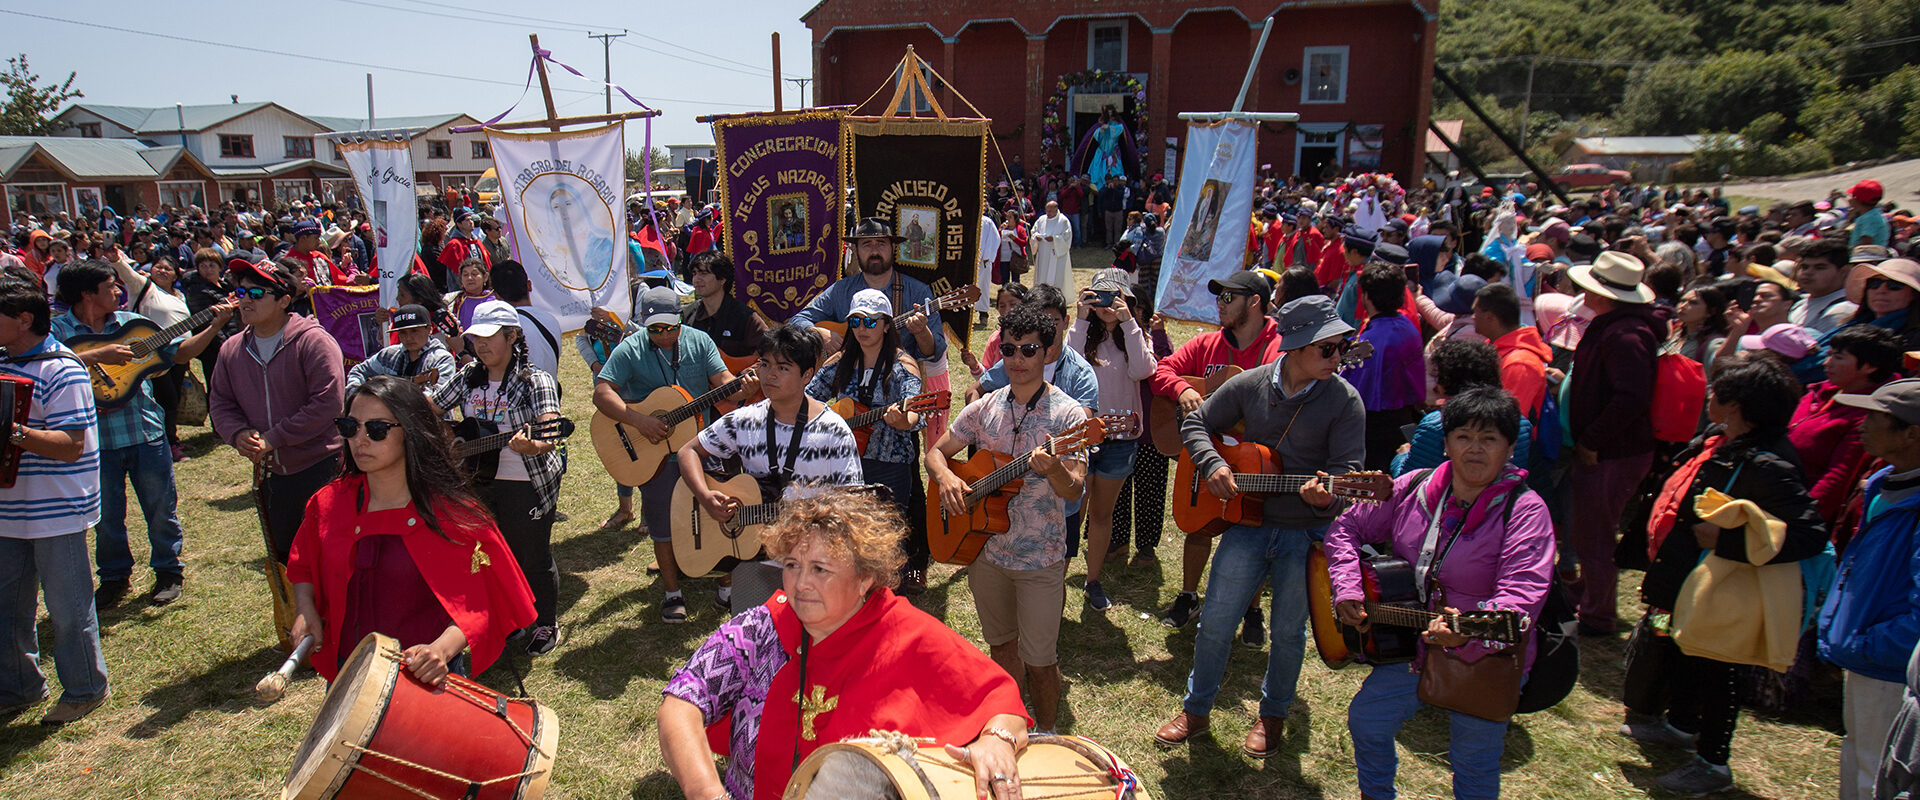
left=1731, top=280, right=1758, bottom=311
left=1091, top=290, right=1118, bottom=307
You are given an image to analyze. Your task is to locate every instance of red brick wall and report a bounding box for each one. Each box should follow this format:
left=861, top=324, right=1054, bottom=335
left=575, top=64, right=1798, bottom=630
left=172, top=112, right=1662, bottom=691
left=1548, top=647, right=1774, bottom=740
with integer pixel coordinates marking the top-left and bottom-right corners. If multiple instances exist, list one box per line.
left=950, top=21, right=1028, bottom=166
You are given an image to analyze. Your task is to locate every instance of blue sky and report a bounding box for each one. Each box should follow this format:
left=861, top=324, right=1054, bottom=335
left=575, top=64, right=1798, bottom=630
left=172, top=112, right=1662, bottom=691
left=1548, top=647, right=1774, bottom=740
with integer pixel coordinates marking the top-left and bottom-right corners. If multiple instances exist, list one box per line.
left=4, top=0, right=818, bottom=148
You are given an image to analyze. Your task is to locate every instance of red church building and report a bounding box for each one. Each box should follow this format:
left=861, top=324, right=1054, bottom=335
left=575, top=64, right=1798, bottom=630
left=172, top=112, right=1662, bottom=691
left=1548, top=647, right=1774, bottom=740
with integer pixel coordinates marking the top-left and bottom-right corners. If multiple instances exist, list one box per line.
left=802, top=0, right=1439, bottom=183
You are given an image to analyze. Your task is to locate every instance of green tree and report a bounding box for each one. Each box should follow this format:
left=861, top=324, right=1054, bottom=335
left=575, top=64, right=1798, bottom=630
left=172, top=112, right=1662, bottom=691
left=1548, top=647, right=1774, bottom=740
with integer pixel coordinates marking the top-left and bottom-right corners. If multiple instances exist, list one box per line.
left=624, top=146, right=672, bottom=183
left=0, top=54, right=80, bottom=136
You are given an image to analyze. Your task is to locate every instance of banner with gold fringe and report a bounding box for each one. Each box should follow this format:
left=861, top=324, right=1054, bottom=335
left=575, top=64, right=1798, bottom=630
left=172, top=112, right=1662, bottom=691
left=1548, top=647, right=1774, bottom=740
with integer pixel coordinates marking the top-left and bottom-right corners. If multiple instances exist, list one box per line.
left=711, top=108, right=848, bottom=323
left=845, top=116, right=988, bottom=343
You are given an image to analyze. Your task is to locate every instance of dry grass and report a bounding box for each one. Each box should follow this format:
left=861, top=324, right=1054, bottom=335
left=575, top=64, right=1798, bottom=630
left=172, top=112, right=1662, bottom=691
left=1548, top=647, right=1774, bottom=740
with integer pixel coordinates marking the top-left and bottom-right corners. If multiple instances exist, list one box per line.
left=0, top=249, right=1843, bottom=798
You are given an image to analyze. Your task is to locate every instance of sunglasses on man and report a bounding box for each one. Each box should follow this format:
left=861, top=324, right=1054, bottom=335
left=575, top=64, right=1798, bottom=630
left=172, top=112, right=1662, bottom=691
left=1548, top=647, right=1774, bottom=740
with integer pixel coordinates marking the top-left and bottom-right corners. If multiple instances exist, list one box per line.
left=999, top=342, right=1046, bottom=359
left=233, top=286, right=285, bottom=300
left=647, top=323, right=681, bottom=335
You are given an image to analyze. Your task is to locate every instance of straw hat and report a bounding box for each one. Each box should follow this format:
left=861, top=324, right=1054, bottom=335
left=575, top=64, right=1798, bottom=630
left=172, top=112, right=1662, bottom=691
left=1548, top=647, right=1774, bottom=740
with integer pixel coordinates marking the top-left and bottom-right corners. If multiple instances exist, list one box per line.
left=1568, top=251, right=1654, bottom=304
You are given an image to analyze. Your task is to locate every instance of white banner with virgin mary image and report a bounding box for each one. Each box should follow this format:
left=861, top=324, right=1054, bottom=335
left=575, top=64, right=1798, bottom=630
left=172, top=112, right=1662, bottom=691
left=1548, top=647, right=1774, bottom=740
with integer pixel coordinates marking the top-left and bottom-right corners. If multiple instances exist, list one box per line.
left=1154, top=119, right=1257, bottom=324
left=485, top=123, right=630, bottom=333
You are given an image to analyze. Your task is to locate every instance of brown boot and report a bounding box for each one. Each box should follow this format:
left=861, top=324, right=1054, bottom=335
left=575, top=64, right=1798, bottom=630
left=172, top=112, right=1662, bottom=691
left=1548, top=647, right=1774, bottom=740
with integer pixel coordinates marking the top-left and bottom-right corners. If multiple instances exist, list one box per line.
left=1242, top=715, right=1284, bottom=758
left=1153, top=710, right=1210, bottom=746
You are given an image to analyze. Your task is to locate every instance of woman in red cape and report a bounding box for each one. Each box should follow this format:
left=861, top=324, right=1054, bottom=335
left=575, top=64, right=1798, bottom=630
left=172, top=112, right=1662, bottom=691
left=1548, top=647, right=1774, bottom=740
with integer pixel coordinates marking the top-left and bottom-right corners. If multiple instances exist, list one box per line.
left=660, top=489, right=1032, bottom=800
left=287, top=375, right=535, bottom=686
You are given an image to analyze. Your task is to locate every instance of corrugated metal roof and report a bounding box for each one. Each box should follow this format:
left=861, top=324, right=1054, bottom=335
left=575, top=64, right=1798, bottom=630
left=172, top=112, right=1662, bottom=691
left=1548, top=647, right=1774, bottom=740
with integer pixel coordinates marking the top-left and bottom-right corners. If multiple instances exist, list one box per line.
left=0, top=136, right=171, bottom=179
left=308, top=113, right=466, bottom=134
left=131, top=102, right=274, bottom=134
left=72, top=104, right=155, bottom=132
left=1568, top=135, right=1718, bottom=156
left=0, top=147, right=33, bottom=177
left=139, top=145, right=186, bottom=174
left=209, top=159, right=349, bottom=178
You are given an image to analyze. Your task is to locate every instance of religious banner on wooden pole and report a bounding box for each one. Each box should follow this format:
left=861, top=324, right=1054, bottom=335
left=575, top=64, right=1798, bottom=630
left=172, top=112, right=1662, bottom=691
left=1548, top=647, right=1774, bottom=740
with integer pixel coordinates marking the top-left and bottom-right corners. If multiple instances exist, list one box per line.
left=484, top=122, right=630, bottom=333
left=710, top=108, right=848, bottom=323
left=1154, top=119, right=1258, bottom=324
left=331, top=135, right=416, bottom=310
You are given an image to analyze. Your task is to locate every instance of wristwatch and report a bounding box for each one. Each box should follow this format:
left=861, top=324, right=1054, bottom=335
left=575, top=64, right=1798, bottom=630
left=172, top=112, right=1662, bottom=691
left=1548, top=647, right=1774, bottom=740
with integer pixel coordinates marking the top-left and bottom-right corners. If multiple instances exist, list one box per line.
left=9, top=425, right=27, bottom=445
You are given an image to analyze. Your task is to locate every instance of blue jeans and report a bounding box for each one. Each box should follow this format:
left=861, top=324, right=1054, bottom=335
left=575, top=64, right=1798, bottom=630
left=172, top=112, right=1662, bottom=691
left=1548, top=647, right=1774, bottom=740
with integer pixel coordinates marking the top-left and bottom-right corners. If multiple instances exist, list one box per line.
left=1349, top=663, right=1508, bottom=800
left=0, top=532, right=110, bottom=704
left=1183, top=524, right=1319, bottom=719
left=1068, top=212, right=1084, bottom=247
left=95, top=438, right=184, bottom=580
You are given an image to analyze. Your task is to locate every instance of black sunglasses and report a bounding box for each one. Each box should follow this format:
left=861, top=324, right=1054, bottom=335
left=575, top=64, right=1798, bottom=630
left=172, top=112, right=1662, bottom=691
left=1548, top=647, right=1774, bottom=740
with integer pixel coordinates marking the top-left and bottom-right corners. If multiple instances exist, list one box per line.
left=1214, top=290, right=1251, bottom=304
left=998, top=342, right=1046, bottom=359
left=1867, top=277, right=1907, bottom=292
left=1315, top=340, right=1352, bottom=359
left=334, top=417, right=400, bottom=441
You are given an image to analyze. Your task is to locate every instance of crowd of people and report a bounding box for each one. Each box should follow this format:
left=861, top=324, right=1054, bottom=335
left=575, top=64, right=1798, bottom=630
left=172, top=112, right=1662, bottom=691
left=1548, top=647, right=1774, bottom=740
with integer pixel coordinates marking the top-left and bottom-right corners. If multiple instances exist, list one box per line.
left=0, top=158, right=1916, bottom=800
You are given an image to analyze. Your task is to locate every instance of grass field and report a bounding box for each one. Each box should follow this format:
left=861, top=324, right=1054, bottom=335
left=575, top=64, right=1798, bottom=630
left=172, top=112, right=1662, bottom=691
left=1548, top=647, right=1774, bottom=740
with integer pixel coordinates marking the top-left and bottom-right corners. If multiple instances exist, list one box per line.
left=0, top=249, right=1846, bottom=799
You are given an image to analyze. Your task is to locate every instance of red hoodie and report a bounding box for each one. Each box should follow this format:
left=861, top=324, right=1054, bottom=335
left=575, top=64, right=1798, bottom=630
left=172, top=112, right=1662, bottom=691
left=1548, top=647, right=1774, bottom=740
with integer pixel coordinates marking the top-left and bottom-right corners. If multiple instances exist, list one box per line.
left=1148, top=317, right=1283, bottom=400
left=1491, top=325, right=1552, bottom=418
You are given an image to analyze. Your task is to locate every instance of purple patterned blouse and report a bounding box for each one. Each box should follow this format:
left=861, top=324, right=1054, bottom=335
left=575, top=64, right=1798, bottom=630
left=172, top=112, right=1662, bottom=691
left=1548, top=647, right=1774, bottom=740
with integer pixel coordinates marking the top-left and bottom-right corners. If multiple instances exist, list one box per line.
left=662, top=605, right=787, bottom=799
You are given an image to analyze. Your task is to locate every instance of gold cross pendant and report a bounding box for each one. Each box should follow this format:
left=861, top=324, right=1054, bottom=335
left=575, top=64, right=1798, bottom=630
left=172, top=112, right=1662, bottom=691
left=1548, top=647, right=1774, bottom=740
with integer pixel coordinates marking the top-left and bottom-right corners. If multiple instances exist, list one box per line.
left=470, top=541, right=491, bottom=574
left=794, top=685, right=838, bottom=741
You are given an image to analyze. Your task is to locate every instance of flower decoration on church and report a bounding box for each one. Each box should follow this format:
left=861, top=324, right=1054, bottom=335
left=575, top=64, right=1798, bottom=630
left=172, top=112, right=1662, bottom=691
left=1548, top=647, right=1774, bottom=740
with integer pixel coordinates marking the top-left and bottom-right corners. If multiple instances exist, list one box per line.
left=1039, top=69, right=1150, bottom=173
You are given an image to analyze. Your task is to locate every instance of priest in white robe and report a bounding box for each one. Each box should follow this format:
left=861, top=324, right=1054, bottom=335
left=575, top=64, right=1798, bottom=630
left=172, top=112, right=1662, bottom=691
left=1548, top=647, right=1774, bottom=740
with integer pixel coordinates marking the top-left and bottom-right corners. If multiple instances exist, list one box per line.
left=1030, top=201, right=1074, bottom=291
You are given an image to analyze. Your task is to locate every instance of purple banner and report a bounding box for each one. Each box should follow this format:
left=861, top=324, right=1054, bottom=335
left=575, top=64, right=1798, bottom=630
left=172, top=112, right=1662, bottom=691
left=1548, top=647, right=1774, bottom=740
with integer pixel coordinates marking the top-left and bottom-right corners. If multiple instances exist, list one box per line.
left=309, top=284, right=383, bottom=364
left=712, top=109, right=847, bottom=322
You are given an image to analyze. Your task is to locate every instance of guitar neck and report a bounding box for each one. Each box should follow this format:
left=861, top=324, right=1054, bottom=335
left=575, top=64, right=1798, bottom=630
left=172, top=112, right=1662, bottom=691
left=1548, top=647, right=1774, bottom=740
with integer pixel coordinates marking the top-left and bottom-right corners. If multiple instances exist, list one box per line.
left=130, top=305, right=218, bottom=358
left=453, top=430, right=517, bottom=458
left=663, top=376, right=746, bottom=425
left=963, top=437, right=1064, bottom=505
left=844, top=405, right=889, bottom=430
left=1230, top=473, right=1315, bottom=494
left=734, top=500, right=785, bottom=528
left=1362, top=602, right=1445, bottom=630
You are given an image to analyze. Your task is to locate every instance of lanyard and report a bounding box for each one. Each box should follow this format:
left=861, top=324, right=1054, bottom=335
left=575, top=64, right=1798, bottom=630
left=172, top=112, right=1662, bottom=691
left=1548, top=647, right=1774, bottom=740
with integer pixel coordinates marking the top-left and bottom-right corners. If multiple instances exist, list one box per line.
left=765, top=403, right=809, bottom=490
left=1007, top=385, right=1045, bottom=439
left=1413, top=481, right=1459, bottom=606
left=651, top=339, right=681, bottom=386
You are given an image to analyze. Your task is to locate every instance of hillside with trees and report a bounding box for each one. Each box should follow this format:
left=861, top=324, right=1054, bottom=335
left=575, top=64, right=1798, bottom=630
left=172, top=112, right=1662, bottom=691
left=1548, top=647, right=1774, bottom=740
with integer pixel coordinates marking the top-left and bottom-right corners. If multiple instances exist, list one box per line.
left=1435, top=0, right=1920, bottom=178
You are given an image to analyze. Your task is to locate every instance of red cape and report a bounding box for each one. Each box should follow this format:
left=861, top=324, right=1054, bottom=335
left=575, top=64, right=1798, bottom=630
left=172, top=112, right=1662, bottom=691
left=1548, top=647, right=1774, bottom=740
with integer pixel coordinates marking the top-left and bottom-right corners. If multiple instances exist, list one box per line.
left=747, top=588, right=1028, bottom=800
left=285, top=475, right=536, bottom=682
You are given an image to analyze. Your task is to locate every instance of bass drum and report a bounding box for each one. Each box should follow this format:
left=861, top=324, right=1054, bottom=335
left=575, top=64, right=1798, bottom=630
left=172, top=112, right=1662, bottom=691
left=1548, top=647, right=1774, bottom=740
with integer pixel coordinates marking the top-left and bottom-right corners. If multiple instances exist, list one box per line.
left=282, top=633, right=559, bottom=800
left=784, top=732, right=1151, bottom=800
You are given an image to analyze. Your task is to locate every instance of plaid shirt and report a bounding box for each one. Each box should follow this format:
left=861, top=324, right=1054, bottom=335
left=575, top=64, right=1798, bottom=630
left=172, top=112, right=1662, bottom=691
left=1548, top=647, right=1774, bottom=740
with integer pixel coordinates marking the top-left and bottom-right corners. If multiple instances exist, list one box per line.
left=50, top=310, right=172, bottom=450
left=429, top=362, right=563, bottom=515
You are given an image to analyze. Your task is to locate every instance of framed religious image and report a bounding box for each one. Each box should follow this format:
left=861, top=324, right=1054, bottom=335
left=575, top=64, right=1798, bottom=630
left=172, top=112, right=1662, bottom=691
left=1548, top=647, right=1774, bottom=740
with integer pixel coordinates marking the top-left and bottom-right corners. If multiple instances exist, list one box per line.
left=896, top=205, right=940, bottom=269
left=1178, top=178, right=1228, bottom=261
left=519, top=174, right=616, bottom=292
left=768, top=193, right=809, bottom=254
left=71, top=186, right=102, bottom=220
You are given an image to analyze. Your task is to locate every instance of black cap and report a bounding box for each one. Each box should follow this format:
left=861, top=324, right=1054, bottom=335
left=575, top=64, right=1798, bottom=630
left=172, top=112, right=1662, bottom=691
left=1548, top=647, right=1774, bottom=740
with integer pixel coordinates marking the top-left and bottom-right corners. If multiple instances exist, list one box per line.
left=1371, top=242, right=1411, bottom=266
left=390, top=304, right=431, bottom=330
left=1208, top=269, right=1274, bottom=299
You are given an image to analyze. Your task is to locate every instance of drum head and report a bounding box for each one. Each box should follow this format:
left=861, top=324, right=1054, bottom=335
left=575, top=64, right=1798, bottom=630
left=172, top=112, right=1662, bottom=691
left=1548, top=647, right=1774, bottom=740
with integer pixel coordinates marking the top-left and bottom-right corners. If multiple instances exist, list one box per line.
left=283, top=633, right=401, bottom=800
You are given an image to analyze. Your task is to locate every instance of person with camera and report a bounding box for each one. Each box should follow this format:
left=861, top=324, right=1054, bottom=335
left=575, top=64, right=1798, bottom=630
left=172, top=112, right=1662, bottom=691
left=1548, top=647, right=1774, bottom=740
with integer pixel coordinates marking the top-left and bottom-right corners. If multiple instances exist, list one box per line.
left=1065, top=269, right=1157, bottom=610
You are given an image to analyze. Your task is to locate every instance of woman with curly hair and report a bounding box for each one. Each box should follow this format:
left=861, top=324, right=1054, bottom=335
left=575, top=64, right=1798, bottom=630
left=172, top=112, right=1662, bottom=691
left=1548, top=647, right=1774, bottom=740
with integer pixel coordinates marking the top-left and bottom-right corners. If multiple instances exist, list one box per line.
left=286, top=375, right=534, bottom=687
left=659, top=488, right=1032, bottom=800
left=1391, top=339, right=1532, bottom=476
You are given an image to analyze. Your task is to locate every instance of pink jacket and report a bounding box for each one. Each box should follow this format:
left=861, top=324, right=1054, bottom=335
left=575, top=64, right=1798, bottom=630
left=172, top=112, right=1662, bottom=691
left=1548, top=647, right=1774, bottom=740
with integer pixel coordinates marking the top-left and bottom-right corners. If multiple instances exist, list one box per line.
left=1789, top=381, right=1873, bottom=524
left=1326, top=465, right=1557, bottom=669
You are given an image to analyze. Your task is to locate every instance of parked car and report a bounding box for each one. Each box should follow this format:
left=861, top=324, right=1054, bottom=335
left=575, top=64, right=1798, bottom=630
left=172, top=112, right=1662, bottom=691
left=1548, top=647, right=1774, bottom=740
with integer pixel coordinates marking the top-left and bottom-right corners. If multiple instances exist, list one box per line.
left=1554, top=163, right=1633, bottom=192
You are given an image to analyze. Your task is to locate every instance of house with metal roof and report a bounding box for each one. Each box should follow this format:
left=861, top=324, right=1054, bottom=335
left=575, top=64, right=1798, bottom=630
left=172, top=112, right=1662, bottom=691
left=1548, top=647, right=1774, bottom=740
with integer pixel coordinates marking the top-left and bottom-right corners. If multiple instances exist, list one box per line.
left=0, top=135, right=218, bottom=228
left=1559, top=135, right=1732, bottom=182
left=53, top=101, right=351, bottom=207
left=307, top=113, right=492, bottom=196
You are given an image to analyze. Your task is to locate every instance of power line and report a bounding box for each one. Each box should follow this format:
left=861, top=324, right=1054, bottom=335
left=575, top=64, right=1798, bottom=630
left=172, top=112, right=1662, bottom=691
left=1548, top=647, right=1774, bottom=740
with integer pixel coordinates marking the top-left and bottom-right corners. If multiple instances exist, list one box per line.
left=1439, top=34, right=1920, bottom=70
left=0, top=8, right=766, bottom=109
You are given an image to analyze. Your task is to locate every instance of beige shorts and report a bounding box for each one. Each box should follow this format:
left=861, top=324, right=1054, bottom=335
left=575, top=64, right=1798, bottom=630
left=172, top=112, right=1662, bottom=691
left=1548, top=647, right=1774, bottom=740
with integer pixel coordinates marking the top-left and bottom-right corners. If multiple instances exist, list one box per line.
left=967, top=558, right=1065, bottom=667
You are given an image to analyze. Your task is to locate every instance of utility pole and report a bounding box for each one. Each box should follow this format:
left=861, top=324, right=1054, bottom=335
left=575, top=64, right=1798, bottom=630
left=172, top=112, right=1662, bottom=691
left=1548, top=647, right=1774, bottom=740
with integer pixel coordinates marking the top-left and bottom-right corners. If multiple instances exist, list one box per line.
left=588, top=31, right=628, bottom=114
left=1518, top=55, right=1537, bottom=153
left=787, top=77, right=814, bottom=107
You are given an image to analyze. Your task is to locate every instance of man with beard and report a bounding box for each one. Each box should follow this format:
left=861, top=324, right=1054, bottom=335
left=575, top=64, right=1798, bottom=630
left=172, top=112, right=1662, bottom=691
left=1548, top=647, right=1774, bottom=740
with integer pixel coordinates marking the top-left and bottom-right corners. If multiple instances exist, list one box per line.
left=791, top=218, right=944, bottom=364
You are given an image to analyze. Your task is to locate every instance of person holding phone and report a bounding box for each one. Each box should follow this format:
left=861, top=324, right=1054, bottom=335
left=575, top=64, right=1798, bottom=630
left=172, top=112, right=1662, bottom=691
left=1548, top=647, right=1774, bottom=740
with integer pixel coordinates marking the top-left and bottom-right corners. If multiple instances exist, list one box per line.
left=1066, top=269, right=1157, bottom=610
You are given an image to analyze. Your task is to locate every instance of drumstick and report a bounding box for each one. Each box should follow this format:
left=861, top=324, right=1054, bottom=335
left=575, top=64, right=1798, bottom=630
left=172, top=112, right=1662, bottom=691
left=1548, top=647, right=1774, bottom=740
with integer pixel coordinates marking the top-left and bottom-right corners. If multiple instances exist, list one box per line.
left=255, top=635, right=315, bottom=703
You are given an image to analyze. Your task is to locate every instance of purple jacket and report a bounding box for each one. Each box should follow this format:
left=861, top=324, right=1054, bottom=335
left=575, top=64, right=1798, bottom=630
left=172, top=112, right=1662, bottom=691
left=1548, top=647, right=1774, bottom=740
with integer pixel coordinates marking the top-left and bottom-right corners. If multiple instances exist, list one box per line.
left=209, top=313, right=345, bottom=476
left=1347, top=311, right=1425, bottom=412
left=1326, top=465, right=1556, bottom=670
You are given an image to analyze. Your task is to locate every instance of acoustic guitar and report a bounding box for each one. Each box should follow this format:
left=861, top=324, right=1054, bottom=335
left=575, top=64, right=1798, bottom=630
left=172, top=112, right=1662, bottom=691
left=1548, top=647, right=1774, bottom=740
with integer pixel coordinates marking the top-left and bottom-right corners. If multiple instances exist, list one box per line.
left=1148, top=340, right=1375, bottom=457
left=1170, top=439, right=1392, bottom=536
left=450, top=417, right=575, bottom=482
left=67, top=304, right=222, bottom=408
left=668, top=472, right=777, bottom=576
left=815, top=285, right=981, bottom=341
left=926, top=412, right=1134, bottom=566
left=590, top=369, right=755, bottom=487
left=828, top=390, right=950, bottom=454
left=1305, top=543, right=1529, bottom=669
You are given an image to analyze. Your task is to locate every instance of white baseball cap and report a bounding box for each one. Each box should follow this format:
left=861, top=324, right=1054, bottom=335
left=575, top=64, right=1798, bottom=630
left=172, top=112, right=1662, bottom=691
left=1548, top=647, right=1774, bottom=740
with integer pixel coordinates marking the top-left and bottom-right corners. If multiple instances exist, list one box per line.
left=464, top=300, right=521, bottom=338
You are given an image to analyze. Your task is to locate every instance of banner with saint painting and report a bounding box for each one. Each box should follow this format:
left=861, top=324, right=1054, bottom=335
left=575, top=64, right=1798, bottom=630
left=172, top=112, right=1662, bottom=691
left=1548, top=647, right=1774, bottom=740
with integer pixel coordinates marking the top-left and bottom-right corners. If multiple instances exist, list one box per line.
left=1155, top=119, right=1257, bottom=324
left=845, top=117, right=988, bottom=343
left=710, top=108, right=848, bottom=322
left=484, top=123, right=630, bottom=334
left=309, top=284, right=383, bottom=364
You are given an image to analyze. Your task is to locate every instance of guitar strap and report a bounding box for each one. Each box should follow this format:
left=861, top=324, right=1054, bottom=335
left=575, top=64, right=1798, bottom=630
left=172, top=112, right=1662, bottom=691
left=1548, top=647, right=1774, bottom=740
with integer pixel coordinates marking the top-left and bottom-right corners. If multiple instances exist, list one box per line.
left=763, top=402, right=808, bottom=500
left=1412, top=474, right=1454, bottom=606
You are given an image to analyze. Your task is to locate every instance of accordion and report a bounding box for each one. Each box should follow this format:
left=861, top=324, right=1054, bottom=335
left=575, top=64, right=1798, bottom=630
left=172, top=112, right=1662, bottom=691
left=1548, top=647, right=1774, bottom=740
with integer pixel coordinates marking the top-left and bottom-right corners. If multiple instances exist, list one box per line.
left=0, top=374, right=32, bottom=488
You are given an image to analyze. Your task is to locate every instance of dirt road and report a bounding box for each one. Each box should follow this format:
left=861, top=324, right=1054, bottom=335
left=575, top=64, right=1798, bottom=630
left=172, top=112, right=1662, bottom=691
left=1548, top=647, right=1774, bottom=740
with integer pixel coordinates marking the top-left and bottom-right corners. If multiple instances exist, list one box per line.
left=1716, top=159, right=1919, bottom=204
